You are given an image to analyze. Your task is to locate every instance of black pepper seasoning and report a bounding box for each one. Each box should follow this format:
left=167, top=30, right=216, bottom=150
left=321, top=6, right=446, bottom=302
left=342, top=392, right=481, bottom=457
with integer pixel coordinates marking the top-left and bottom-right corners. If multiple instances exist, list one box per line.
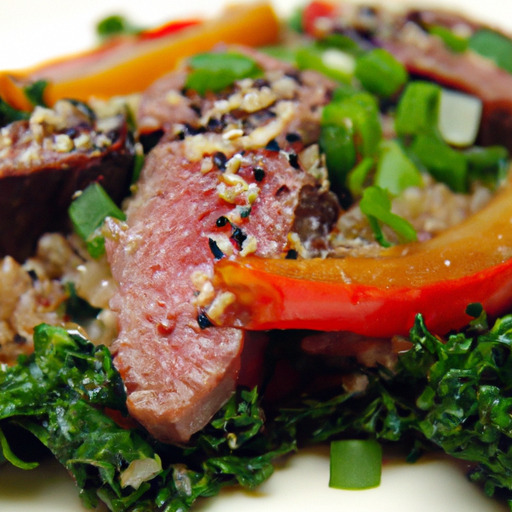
left=208, top=238, right=225, bottom=260
left=197, top=311, right=213, bottom=329
left=213, top=152, right=227, bottom=170
left=216, top=216, right=229, bottom=227
left=265, top=139, right=280, bottom=152
left=287, top=152, right=300, bottom=169
left=286, top=249, right=298, bottom=259
left=286, top=132, right=301, bottom=143
left=231, top=225, right=248, bottom=249
left=253, top=167, right=265, bottom=181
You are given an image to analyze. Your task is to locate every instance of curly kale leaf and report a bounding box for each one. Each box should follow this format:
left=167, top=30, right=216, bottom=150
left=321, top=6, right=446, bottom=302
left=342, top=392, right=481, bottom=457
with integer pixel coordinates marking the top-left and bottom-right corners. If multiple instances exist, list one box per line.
left=271, top=314, right=512, bottom=504
left=4, top=315, right=512, bottom=510
left=0, top=325, right=292, bottom=511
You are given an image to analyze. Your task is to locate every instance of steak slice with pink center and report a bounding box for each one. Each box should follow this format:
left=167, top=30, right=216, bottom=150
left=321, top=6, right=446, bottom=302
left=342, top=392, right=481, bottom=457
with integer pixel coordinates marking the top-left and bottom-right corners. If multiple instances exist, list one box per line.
left=105, top=51, right=339, bottom=443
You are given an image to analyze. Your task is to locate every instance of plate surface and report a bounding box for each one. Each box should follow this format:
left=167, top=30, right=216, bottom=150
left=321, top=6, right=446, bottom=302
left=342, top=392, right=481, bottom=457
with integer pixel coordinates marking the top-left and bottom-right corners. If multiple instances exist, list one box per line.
left=0, top=1, right=511, bottom=511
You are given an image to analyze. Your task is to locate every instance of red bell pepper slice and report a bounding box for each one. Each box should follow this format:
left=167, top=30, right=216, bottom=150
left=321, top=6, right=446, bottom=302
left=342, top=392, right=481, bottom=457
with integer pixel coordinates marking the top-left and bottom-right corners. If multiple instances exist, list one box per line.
left=213, top=176, right=512, bottom=338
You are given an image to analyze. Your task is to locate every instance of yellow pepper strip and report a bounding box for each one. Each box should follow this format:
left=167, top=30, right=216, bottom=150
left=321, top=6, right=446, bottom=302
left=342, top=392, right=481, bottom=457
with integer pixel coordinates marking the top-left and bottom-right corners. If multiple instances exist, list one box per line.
left=0, top=2, right=280, bottom=108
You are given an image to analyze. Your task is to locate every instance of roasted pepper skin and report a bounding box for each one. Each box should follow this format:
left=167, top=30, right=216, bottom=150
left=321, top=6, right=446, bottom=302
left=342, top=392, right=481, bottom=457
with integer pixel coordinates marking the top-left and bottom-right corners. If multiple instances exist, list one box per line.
left=213, top=175, right=512, bottom=337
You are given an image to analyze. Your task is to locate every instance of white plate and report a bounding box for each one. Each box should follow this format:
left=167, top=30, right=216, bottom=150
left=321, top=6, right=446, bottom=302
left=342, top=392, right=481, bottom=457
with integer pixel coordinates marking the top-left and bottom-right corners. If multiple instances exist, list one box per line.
left=0, top=1, right=510, bottom=511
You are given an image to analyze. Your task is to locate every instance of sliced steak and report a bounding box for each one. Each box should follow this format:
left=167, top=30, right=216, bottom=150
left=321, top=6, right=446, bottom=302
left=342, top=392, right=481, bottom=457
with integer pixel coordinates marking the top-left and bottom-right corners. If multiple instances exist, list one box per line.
left=105, top=49, right=338, bottom=443
left=0, top=100, right=134, bottom=261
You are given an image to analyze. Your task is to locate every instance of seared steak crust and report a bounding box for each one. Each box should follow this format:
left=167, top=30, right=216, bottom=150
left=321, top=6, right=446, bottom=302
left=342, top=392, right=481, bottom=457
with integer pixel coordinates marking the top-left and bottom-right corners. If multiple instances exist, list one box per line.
left=0, top=100, right=134, bottom=260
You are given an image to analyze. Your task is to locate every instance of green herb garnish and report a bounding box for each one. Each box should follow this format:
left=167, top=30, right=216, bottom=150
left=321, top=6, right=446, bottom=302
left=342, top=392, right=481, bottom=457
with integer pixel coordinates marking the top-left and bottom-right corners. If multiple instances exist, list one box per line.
left=185, top=52, right=262, bottom=95
left=360, top=185, right=417, bottom=246
left=469, top=28, right=512, bottom=74
left=23, top=79, right=48, bottom=107
left=68, top=182, right=126, bottom=258
left=355, top=48, right=408, bottom=98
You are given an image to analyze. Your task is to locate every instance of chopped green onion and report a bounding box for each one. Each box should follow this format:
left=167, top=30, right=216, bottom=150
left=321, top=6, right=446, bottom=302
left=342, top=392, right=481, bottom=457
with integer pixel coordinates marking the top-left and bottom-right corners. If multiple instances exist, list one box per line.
left=329, top=439, right=382, bottom=490
left=438, top=89, right=482, bottom=147
left=374, top=140, right=422, bottom=196
left=428, top=25, right=469, bottom=53
left=322, top=93, right=382, bottom=158
left=410, top=134, right=468, bottom=192
left=331, top=83, right=360, bottom=102
left=469, top=28, right=512, bottom=74
left=185, top=52, right=262, bottom=95
left=320, top=93, right=381, bottom=191
left=296, top=45, right=355, bottom=83
left=464, top=145, right=509, bottom=184
left=395, top=81, right=441, bottom=138
left=132, top=152, right=145, bottom=183
left=347, top=156, right=374, bottom=196
left=320, top=123, right=356, bottom=193
left=69, top=182, right=126, bottom=258
left=355, top=48, right=408, bottom=98
left=317, top=33, right=362, bottom=54
left=360, top=186, right=417, bottom=246
left=260, top=45, right=297, bottom=63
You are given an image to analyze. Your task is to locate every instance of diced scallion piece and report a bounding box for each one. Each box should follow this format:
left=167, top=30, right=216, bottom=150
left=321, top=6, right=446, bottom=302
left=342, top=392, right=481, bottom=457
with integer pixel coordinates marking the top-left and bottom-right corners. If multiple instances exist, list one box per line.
left=320, top=93, right=382, bottom=191
left=319, top=123, right=356, bottom=192
left=395, top=81, right=441, bottom=137
left=329, top=439, right=382, bottom=490
left=410, top=134, right=468, bottom=193
left=465, top=145, right=509, bottom=184
left=322, top=93, right=382, bottom=157
left=296, top=45, right=355, bottom=83
left=355, top=48, right=408, bottom=97
left=469, top=29, right=512, bottom=74
left=347, top=156, right=374, bottom=196
left=428, top=25, right=469, bottom=53
left=185, top=52, right=262, bottom=95
left=374, top=140, right=422, bottom=196
left=317, top=33, right=361, bottom=54
left=261, top=45, right=297, bottom=63
left=438, top=89, right=482, bottom=147
left=360, top=186, right=417, bottom=246
left=69, top=182, right=126, bottom=258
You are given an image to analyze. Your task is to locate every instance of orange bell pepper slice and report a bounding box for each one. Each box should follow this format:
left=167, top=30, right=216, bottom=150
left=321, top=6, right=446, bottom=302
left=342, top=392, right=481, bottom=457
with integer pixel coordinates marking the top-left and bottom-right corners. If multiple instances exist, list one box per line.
left=213, top=174, right=512, bottom=338
left=0, top=2, right=279, bottom=109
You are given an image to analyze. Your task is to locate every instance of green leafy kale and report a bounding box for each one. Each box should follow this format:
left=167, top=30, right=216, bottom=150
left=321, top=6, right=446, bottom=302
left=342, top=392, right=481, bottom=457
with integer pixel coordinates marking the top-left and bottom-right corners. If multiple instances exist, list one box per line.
left=2, top=315, right=512, bottom=510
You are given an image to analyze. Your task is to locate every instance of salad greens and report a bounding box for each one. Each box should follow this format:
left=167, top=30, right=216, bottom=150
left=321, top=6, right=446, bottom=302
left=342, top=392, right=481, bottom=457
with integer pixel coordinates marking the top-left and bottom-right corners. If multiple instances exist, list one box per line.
left=3, top=312, right=512, bottom=510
